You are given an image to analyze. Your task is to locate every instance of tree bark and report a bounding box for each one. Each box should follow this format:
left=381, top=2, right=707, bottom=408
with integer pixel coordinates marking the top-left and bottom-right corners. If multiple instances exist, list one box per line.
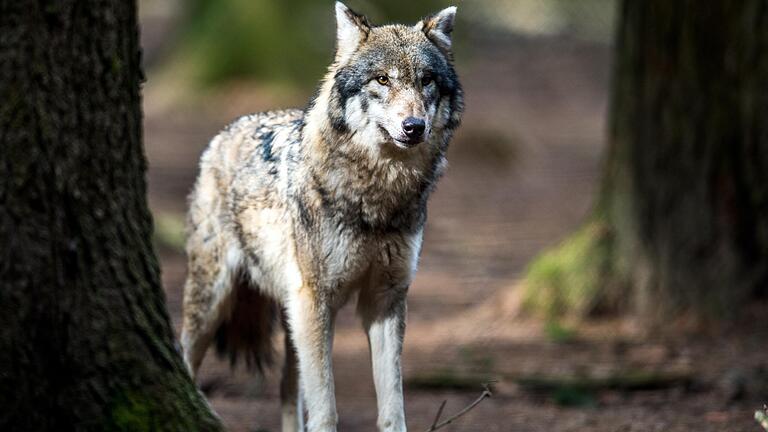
left=603, top=0, right=768, bottom=320
left=0, top=1, right=222, bottom=430
left=525, top=1, right=768, bottom=323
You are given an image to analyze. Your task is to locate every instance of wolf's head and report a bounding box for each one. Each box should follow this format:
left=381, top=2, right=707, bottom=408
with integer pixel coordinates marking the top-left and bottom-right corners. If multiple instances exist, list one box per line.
left=318, top=2, right=463, bottom=152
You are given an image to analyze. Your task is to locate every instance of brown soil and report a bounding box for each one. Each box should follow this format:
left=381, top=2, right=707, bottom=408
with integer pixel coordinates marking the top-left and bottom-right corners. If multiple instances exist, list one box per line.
left=144, top=35, right=767, bottom=432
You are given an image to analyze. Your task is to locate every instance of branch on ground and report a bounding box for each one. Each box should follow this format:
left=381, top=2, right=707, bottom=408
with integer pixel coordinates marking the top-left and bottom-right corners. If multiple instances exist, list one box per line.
left=425, top=383, right=493, bottom=432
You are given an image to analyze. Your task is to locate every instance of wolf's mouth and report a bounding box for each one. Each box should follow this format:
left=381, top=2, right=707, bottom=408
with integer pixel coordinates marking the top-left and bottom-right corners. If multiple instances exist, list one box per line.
left=394, top=137, right=423, bottom=147
left=378, top=124, right=422, bottom=148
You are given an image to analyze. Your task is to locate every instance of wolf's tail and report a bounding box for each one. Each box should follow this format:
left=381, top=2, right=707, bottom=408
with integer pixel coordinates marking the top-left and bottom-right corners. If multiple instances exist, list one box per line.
left=214, top=273, right=278, bottom=372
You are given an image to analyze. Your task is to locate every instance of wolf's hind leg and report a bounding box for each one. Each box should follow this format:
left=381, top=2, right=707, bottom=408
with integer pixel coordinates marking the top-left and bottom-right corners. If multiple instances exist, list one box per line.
left=181, top=246, right=238, bottom=379
left=281, top=315, right=304, bottom=432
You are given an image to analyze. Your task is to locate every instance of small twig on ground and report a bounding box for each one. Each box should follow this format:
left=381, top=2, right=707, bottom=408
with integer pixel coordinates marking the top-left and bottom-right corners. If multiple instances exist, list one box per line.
left=425, top=382, right=493, bottom=431
left=430, top=400, right=447, bottom=429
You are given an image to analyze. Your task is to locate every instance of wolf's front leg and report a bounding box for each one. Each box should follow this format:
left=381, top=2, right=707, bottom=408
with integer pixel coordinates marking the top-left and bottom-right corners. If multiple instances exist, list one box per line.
left=286, top=289, right=337, bottom=432
left=281, top=318, right=304, bottom=432
left=359, top=289, right=408, bottom=432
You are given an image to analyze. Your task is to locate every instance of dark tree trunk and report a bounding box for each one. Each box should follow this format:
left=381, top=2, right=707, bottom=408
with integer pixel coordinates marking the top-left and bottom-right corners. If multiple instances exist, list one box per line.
left=525, top=1, right=768, bottom=323
left=602, top=0, right=768, bottom=320
left=0, top=1, right=222, bottom=430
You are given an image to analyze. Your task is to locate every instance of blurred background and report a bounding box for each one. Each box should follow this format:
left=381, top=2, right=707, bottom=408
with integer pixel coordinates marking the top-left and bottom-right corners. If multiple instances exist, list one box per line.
left=139, top=1, right=767, bottom=431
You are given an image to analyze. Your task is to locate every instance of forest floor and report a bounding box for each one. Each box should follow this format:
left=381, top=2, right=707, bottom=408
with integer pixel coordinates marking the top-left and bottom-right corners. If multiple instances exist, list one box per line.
left=143, top=33, right=768, bottom=432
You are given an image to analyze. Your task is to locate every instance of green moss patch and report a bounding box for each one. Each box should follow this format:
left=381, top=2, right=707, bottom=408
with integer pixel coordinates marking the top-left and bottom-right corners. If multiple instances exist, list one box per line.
left=522, top=221, right=613, bottom=319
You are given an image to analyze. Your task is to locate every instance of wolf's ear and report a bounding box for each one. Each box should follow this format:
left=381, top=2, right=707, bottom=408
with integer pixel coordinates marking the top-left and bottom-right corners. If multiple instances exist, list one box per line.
left=416, top=6, right=457, bottom=54
left=335, top=2, right=370, bottom=63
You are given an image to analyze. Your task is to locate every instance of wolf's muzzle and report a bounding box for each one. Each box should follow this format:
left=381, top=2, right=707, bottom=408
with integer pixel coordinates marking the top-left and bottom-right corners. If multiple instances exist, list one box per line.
left=402, top=117, right=426, bottom=142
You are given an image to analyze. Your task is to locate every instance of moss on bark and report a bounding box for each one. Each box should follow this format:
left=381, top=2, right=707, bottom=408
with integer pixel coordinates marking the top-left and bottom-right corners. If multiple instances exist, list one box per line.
left=523, top=220, right=616, bottom=319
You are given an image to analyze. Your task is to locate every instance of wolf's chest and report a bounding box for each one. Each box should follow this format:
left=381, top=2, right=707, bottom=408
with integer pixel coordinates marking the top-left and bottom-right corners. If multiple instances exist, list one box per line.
left=308, top=223, right=421, bottom=295
left=314, top=182, right=427, bottom=237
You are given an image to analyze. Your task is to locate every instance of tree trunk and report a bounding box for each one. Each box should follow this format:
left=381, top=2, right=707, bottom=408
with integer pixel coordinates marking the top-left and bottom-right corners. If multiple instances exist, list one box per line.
left=524, top=1, right=768, bottom=323
left=0, top=1, right=222, bottom=430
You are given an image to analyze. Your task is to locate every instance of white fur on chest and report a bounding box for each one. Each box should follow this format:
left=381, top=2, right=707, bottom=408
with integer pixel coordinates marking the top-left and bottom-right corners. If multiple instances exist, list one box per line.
left=322, top=227, right=425, bottom=305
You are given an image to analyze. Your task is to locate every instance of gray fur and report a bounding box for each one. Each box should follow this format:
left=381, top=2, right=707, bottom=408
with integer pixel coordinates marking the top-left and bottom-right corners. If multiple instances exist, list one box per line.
left=181, top=3, right=463, bottom=431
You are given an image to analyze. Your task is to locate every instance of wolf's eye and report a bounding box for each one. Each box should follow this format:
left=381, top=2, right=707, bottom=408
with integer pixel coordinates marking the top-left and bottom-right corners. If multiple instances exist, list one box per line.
left=376, top=75, right=389, bottom=85
left=421, top=75, right=433, bottom=86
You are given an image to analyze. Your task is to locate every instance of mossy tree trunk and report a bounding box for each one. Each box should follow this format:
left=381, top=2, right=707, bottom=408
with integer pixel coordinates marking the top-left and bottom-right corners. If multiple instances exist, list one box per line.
left=0, top=1, right=222, bottom=430
left=526, top=1, right=768, bottom=323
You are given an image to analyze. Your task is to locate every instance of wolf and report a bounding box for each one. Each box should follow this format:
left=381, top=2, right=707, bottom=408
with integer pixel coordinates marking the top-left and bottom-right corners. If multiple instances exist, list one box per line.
left=180, top=3, right=463, bottom=431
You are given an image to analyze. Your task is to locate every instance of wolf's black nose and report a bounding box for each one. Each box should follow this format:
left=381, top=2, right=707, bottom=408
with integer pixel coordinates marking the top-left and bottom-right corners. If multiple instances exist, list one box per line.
left=402, top=117, right=426, bottom=139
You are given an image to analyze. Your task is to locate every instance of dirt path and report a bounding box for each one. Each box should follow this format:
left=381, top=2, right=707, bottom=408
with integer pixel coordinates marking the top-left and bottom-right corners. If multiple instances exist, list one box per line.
left=144, top=35, right=765, bottom=431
